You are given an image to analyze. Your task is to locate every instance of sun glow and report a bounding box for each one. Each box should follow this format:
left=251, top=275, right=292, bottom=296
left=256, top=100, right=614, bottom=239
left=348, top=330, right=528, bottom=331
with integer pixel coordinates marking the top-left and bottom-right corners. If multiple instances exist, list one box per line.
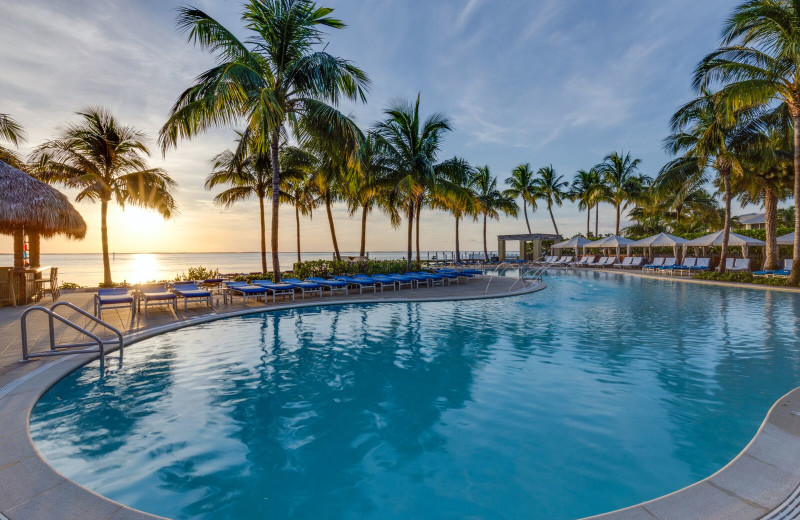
left=124, top=253, right=160, bottom=284
left=118, top=206, right=166, bottom=237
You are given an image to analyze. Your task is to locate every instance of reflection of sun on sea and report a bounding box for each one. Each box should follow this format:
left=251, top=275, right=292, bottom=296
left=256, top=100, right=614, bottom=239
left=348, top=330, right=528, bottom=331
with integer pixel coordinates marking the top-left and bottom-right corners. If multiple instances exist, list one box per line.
left=128, top=254, right=160, bottom=284
left=116, top=207, right=165, bottom=283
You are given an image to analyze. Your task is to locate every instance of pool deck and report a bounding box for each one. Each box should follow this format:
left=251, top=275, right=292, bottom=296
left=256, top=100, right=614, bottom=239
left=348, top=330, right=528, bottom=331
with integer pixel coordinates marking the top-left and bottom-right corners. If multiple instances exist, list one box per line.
left=0, top=275, right=542, bottom=520
left=2, top=271, right=800, bottom=520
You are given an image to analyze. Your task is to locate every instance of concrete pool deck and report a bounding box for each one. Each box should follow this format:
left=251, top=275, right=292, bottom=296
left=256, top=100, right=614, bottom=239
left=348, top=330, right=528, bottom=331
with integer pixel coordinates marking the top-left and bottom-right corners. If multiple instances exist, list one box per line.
left=2, top=271, right=800, bottom=519
left=0, top=275, right=542, bottom=520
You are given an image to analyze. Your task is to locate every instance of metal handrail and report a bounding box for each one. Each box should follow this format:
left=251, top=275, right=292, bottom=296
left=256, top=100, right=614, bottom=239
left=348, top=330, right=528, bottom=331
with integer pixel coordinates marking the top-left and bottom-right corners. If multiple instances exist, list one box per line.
left=20, top=302, right=124, bottom=367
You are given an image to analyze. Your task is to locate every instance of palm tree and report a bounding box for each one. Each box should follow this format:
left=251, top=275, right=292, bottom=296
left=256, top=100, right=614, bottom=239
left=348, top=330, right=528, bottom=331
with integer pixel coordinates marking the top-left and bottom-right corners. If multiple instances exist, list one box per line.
left=474, top=166, right=518, bottom=261
left=30, top=107, right=177, bottom=286
left=532, top=165, right=567, bottom=236
left=694, top=0, right=800, bottom=283
left=376, top=94, right=451, bottom=269
left=595, top=151, right=645, bottom=235
left=570, top=168, right=604, bottom=237
left=504, top=163, right=538, bottom=233
left=434, top=157, right=477, bottom=262
left=664, top=90, right=753, bottom=273
left=0, top=113, right=26, bottom=168
left=283, top=167, right=317, bottom=263
left=159, top=1, right=369, bottom=281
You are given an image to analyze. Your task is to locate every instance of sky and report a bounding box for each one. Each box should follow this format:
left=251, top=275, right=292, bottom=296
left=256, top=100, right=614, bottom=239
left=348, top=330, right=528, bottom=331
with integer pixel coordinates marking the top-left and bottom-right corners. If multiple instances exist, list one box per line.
left=0, top=0, right=747, bottom=254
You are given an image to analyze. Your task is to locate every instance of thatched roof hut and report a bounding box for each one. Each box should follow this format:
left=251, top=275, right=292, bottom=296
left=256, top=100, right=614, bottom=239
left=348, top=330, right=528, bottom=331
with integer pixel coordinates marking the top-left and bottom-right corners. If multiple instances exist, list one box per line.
left=0, top=160, right=86, bottom=239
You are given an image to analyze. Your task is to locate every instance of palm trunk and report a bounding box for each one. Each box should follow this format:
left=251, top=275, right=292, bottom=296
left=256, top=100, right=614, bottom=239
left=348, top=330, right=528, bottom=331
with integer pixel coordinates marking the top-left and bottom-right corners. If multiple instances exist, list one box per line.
left=548, top=203, right=559, bottom=236
left=764, top=186, right=778, bottom=271
left=100, top=199, right=112, bottom=286
left=295, top=203, right=301, bottom=264
left=483, top=214, right=488, bottom=262
left=325, top=194, right=340, bottom=261
left=259, top=196, right=267, bottom=273
left=595, top=203, right=599, bottom=237
left=523, top=200, right=531, bottom=233
left=586, top=206, right=590, bottom=237
left=455, top=215, right=461, bottom=262
left=270, top=131, right=281, bottom=282
left=719, top=170, right=732, bottom=274
left=615, top=203, right=621, bottom=235
left=675, top=203, right=682, bottom=226
left=359, top=203, right=368, bottom=258
left=415, top=200, right=421, bottom=262
left=406, top=201, right=414, bottom=270
left=789, top=113, right=800, bottom=285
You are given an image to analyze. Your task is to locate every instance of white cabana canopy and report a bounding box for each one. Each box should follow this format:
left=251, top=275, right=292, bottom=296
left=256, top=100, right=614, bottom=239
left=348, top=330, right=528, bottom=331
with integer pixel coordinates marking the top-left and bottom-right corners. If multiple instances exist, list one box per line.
left=628, top=232, right=688, bottom=257
left=682, top=230, right=766, bottom=258
left=778, top=232, right=794, bottom=245
left=552, top=236, right=592, bottom=257
left=582, top=235, right=634, bottom=256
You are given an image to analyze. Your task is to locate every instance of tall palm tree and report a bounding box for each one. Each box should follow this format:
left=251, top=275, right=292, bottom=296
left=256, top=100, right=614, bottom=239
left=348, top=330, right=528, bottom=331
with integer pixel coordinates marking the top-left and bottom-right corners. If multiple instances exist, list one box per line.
left=694, top=0, right=800, bottom=283
left=595, top=151, right=644, bottom=235
left=570, top=168, right=604, bottom=237
left=31, top=107, right=177, bottom=286
left=0, top=113, right=26, bottom=168
left=474, top=166, right=518, bottom=261
left=376, top=94, right=451, bottom=269
left=504, top=163, right=538, bottom=233
left=433, top=157, right=477, bottom=262
left=664, top=90, right=754, bottom=273
left=532, top=164, right=567, bottom=236
left=159, top=1, right=369, bottom=281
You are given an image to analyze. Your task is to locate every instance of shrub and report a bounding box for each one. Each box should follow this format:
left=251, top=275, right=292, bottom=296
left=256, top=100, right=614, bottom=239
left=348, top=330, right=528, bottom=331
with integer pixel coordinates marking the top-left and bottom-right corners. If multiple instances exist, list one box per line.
left=175, top=266, right=221, bottom=281
left=292, top=259, right=423, bottom=279
left=694, top=271, right=790, bottom=286
left=59, top=281, right=81, bottom=290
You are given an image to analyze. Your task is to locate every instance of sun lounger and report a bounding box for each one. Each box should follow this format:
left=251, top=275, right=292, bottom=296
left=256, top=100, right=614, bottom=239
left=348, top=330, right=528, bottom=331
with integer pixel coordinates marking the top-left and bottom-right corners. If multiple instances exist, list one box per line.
left=586, top=256, right=607, bottom=267
left=601, top=256, right=618, bottom=268
left=335, top=276, right=378, bottom=294
left=305, top=277, right=349, bottom=296
left=559, top=256, right=574, bottom=265
left=281, top=278, right=324, bottom=299
left=655, top=258, right=677, bottom=272
left=771, top=259, right=794, bottom=277
left=726, top=258, right=751, bottom=272
left=537, top=256, right=556, bottom=265
left=94, top=288, right=135, bottom=319
left=547, top=256, right=565, bottom=265
left=386, top=273, right=416, bottom=289
left=409, top=271, right=445, bottom=286
left=353, top=274, right=394, bottom=292
left=627, top=257, right=645, bottom=269
left=172, top=282, right=213, bottom=310
left=436, top=269, right=474, bottom=281
left=619, top=257, right=634, bottom=268
left=430, top=271, right=460, bottom=284
left=226, top=281, right=269, bottom=305
left=137, top=283, right=177, bottom=314
left=250, top=279, right=297, bottom=302
left=642, top=257, right=665, bottom=271
left=575, top=256, right=593, bottom=267
left=672, top=257, right=697, bottom=276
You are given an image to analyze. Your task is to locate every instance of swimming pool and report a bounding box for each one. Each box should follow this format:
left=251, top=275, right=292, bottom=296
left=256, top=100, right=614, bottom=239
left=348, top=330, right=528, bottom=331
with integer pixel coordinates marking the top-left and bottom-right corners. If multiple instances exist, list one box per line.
left=30, top=271, right=800, bottom=520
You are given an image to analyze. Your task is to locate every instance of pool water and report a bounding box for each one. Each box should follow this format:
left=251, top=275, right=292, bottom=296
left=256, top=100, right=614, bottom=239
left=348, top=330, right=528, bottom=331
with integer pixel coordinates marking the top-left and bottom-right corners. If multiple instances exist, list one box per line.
left=30, top=271, right=800, bottom=519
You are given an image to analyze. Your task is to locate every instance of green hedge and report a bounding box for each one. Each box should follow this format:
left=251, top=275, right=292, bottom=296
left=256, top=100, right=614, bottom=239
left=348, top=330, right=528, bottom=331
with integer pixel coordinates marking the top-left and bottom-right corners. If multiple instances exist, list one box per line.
left=693, top=271, right=789, bottom=286
left=292, top=259, right=423, bottom=279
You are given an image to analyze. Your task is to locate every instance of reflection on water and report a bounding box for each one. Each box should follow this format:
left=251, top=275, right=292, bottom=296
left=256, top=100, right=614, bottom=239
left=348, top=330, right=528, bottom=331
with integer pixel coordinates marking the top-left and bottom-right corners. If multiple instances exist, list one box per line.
left=30, top=272, right=800, bottom=520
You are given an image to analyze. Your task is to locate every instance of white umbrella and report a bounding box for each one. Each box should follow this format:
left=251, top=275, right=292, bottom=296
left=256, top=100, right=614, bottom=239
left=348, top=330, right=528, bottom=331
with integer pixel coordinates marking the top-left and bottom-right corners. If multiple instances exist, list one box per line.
left=628, top=232, right=688, bottom=258
left=552, top=236, right=592, bottom=258
left=682, top=230, right=765, bottom=258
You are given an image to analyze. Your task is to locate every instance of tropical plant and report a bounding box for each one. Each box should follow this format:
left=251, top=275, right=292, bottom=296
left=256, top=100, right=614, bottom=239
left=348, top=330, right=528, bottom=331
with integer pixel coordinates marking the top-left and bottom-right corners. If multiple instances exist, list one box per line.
left=159, top=0, right=369, bottom=281
left=0, top=113, right=26, bottom=168
left=433, top=157, right=478, bottom=262
left=504, top=163, right=538, bottom=233
left=595, top=151, right=646, bottom=235
left=375, top=94, right=452, bottom=269
left=570, top=168, right=605, bottom=237
left=693, top=0, right=800, bottom=283
left=531, top=164, right=567, bottom=236
left=30, top=107, right=177, bottom=286
left=281, top=146, right=318, bottom=263
left=779, top=206, right=795, bottom=228
left=473, top=166, right=518, bottom=261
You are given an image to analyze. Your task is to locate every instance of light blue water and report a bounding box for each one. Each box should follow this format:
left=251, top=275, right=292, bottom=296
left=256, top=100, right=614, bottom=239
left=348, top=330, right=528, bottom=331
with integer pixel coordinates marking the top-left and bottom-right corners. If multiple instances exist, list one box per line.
left=30, top=271, right=800, bottom=519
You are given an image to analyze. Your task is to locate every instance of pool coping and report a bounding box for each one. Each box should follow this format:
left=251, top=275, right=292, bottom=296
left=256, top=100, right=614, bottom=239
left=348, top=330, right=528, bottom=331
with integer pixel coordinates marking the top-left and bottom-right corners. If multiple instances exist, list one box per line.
left=0, top=279, right=544, bottom=520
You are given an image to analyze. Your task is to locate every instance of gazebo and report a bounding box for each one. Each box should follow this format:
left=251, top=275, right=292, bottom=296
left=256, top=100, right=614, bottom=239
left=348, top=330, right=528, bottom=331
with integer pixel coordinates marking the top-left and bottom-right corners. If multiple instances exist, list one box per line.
left=682, top=230, right=765, bottom=258
left=583, top=235, right=634, bottom=257
left=628, top=232, right=688, bottom=259
left=0, top=160, right=86, bottom=303
left=551, top=236, right=592, bottom=258
left=777, top=232, right=794, bottom=245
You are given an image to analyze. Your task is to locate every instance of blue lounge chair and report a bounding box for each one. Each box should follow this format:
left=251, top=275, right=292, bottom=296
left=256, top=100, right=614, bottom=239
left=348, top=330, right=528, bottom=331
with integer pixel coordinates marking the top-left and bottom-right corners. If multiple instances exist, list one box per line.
left=305, top=277, right=349, bottom=296
left=403, top=272, right=432, bottom=286
left=642, top=257, right=665, bottom=272
left=172, top=282, right=213, bottom=310
left=409, top=271, right=445, bottom=286
left=334, top=276, right=377, bottom=294
left=281, top=278, right=324, bottom=299
left=436, top=269, right=473, bottom=282
left=433, top=270, right=460, bottom=284
left=688, top=258, right=710, bottom=272
left=250, top=280, right=296, bottom=302
left=226, top=281, right=268, bottom=306
left=137, top=283, right=177, bottom=314
left=370, top=274, right=400, bottom=290
left=754, top=259, right=792, bottom=277
left=94, top=288, right=135, bottom=319
left=386, top=273, right=416, bottom=289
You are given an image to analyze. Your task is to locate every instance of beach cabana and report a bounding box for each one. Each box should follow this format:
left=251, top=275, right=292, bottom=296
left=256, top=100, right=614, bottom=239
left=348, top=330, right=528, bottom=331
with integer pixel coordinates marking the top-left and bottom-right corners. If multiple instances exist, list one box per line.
left=682, top=230, right=765, bottom=258
left=0, top=160, right=86, bottom=303
left=584, top=235, right=634, bottom=257
left=777, top=232, right=794, bottom=245
left=628, top=233, right=688, bottom=259
left=551, top=236, right=592, bottom=259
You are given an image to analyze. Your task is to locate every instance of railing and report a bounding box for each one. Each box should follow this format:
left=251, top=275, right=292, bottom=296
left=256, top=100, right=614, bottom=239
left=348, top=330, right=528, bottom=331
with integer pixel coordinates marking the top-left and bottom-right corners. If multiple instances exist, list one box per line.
left=21, top=301, right=123, bottom=369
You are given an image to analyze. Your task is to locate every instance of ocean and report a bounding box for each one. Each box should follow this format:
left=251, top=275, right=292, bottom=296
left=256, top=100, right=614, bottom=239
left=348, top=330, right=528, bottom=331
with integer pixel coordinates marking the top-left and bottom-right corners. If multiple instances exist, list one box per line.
left=0, top=250, right=495, bottom=286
